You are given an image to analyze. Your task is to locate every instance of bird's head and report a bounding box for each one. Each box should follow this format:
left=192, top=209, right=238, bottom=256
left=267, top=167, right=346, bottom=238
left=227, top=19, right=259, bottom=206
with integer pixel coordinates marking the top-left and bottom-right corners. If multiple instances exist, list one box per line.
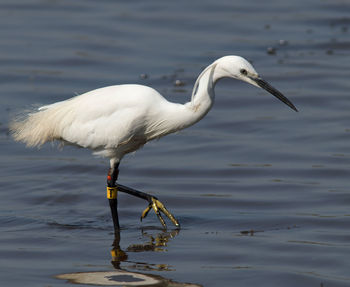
left=213, top=55, right=298, bottom=112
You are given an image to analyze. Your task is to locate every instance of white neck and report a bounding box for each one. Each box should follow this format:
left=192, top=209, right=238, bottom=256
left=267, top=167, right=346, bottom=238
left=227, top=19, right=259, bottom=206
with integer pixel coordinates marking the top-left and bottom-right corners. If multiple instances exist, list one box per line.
left=179, top=62, right=221, bottom=127
left=152, top=63, right=221, bottom=138
left=188, top=63, right=218, bottom=116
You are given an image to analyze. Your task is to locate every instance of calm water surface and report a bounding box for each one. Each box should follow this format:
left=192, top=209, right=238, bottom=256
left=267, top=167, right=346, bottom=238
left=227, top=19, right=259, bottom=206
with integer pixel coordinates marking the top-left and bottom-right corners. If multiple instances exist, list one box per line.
left=1, top=0, right=350, bottom=286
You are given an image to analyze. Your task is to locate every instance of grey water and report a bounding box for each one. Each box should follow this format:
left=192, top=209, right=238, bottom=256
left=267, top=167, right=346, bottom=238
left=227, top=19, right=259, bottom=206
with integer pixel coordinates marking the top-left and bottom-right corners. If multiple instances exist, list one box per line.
left=1, top=0, right=350, bottom=286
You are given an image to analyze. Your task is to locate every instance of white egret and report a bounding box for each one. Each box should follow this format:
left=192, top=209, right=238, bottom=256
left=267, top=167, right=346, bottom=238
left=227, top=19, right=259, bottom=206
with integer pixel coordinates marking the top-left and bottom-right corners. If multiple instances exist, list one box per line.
left=10, top=55, right=298, bottom=230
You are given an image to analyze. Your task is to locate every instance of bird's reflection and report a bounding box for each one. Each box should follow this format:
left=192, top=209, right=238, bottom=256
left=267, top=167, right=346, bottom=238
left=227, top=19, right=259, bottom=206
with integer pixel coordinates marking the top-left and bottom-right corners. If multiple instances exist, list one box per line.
left=110, top=228, right=180, bottom=271
left=110, top=231, right=128, bottom=269
left=128, top=228, right=180, bottom=252
left=57, top=228, right=202, bottom=286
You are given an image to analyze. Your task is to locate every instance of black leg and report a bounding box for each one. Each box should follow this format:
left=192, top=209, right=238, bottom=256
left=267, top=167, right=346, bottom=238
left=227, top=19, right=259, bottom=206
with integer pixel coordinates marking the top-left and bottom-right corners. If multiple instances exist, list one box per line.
left=106, top=163, right=180, bottom=229
left=107, top=163, right=120, bottom=231
left=109, top=199, right=119, bottom=231
left=117, top=183, right=152, bottom=201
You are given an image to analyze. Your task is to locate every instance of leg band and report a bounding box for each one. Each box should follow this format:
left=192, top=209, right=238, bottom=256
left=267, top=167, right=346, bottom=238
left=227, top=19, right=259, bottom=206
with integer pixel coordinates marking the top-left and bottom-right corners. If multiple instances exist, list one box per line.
left=107, top=186, right=118, bottom=199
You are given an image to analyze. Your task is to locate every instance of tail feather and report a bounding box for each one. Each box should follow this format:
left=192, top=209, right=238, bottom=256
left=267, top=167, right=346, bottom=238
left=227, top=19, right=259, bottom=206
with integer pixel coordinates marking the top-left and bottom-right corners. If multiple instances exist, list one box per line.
left=10, top=108, right=56, bottom=147
left=9, top=104, right=66, bottom=147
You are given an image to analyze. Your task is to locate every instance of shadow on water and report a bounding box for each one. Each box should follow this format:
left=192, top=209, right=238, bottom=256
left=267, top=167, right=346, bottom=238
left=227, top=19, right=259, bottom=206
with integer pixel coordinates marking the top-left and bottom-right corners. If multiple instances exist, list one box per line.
left=56, top=227, right=202, bottom=287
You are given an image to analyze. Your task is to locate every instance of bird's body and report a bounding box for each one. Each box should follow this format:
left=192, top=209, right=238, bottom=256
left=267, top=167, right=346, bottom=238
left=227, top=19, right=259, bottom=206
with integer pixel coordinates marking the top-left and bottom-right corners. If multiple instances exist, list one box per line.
left=34, top=84, right=189, bottom=159
left=12, top=77, right=213, bottom=164
left=10, top=56, right=297, bottom=229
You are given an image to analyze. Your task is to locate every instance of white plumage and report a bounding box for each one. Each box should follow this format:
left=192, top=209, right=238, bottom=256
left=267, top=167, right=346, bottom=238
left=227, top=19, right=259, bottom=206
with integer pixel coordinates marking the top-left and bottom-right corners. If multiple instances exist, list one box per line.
left=10, top=55, right=298, bottom=229
left=10, top=55, right=297, bottom=169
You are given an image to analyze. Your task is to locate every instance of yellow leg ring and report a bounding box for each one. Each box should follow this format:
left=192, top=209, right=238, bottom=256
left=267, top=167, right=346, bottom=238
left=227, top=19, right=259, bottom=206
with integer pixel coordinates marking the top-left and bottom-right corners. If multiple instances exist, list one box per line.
left=107, top=186, right=118, bottom=199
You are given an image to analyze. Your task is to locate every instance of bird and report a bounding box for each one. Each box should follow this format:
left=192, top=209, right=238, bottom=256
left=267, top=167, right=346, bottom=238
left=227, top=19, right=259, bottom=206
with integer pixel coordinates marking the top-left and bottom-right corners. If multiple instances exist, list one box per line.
left=10, top=55, right=298, bottom=230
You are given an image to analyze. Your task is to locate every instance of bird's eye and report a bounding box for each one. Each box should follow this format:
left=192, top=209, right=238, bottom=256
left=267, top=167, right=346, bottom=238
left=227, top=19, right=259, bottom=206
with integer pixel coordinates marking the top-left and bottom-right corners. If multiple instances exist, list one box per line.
left=240, top=69, right=248, bottom=75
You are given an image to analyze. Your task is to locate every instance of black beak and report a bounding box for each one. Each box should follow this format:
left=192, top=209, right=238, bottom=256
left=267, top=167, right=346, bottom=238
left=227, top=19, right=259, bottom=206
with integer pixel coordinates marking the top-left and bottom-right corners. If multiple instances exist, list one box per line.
left=252, top=77, right=298, bottom=112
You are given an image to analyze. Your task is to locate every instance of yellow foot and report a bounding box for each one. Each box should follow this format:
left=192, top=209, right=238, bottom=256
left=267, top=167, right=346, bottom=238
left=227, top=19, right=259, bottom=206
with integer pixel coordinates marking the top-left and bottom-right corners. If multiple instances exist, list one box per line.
left=140, top=197, right=180, bottom=229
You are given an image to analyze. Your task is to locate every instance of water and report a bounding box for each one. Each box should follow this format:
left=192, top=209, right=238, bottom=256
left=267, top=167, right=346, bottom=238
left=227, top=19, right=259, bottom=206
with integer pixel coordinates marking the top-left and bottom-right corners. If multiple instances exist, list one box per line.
left=1, top=0, right=350, bottom=286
